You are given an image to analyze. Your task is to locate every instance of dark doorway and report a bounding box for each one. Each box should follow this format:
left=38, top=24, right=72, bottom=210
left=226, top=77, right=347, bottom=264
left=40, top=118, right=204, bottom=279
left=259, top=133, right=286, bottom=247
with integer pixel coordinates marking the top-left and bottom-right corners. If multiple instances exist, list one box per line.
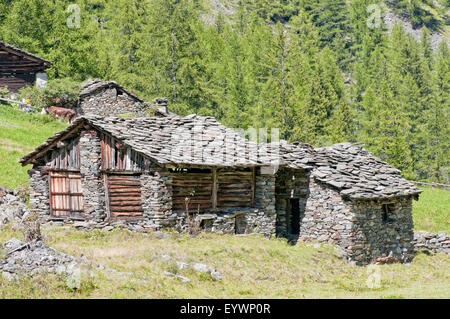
left=289, top=198, right=300, bottom=235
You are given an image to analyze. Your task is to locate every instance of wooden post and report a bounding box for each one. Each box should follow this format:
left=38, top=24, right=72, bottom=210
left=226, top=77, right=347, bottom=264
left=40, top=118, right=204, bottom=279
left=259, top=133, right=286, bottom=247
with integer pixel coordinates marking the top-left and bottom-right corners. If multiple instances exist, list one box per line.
left=212, top=168, right=217, bottom=209
left=252, top=167, right=256, bottom=207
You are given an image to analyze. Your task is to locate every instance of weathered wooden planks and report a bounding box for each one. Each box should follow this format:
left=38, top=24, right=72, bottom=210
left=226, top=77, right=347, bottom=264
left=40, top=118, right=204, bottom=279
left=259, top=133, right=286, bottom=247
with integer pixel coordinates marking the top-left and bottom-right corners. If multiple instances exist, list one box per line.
left=49, top=171, right=84, bottom=217
left=171, top=170, right=213, bottom=211
left=44, top=138, right=80, bottom=170
left=106, top=174, right=144, bottom=220
left=217, top=168, right=253, bottom=207
left=170, top=168, right=255, bottom=211
left=101, top=133, right=145, bottom=172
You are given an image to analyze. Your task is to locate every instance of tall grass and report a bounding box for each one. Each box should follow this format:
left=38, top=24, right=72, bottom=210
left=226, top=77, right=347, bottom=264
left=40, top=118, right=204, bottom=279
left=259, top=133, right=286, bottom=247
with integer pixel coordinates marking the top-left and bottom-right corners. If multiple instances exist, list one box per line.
left=0, top=104, right=68, bottom=189
left=0, top=225, right=448, bottom=298
left=413, top=187, right=450, bottom=233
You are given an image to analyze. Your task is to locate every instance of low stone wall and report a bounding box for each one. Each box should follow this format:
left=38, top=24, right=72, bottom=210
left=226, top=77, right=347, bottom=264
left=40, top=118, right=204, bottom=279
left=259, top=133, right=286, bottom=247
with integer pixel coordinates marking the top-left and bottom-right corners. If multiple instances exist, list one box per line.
left=413, top=231, right=450, bottom=255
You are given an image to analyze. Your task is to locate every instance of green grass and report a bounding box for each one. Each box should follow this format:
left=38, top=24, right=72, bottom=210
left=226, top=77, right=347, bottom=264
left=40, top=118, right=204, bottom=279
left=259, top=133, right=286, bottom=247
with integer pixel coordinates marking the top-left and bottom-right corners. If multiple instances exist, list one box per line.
left=413, top=187, right=450, bottom=233
left=0, top=104, right=68, bottom=189
left=0, top=225, right=448, bottom=298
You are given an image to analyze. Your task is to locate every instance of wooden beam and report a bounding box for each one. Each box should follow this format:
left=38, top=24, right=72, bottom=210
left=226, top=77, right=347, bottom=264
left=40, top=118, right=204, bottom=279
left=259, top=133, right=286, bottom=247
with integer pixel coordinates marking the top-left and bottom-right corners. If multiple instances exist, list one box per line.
left=212, top=168, right=217, bottom=209
left=22, top=121, right=85, bottom=166
left=252, top=167, right=256, bottom=207
left=0, top=45, right=52, bottom=66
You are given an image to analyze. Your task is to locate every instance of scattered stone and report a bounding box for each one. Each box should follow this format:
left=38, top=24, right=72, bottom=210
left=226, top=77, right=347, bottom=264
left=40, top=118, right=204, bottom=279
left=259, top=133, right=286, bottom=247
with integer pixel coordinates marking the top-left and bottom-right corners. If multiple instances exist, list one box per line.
left=154, top=231, right=172, bottom=239
left=192, top=262, right=222, bottom=281
left=0, top=191, right=30, bottom=226
left=164, top=271, right=191, bottom=283
left=3, top=237, right=23, bottom=251
left=176, top=261, right=190, bottom=270
left=176, top=274, right=191, bottom=283
left=0, top=238, right=78, bottom=279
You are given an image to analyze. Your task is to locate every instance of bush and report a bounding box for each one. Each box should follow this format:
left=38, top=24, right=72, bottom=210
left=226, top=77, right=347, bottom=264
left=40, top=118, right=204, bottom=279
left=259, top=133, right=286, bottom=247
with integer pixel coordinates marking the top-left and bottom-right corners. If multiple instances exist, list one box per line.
left=0, top=86, right=9, bottom=98
left=17, top=78, right=80, bottom=110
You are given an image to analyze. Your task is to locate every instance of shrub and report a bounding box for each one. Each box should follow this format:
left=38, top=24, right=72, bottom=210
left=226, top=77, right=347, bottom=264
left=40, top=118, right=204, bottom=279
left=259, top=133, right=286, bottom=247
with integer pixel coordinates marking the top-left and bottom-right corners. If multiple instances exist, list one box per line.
left=0, top=86, right=9, bottom=98
left=17, top=78, right=80, bottom=110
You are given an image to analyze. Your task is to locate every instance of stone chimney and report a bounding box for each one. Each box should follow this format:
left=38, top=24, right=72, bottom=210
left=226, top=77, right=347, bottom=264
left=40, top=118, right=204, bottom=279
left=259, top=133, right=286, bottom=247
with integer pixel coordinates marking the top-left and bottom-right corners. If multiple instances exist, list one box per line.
left=154, top=97, right=169, bottom=114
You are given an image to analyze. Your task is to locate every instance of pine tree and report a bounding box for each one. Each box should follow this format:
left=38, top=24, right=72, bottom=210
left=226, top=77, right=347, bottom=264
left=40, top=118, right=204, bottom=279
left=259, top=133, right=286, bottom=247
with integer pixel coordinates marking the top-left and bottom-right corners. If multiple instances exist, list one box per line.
left=425, top=42, right=450, bottom=182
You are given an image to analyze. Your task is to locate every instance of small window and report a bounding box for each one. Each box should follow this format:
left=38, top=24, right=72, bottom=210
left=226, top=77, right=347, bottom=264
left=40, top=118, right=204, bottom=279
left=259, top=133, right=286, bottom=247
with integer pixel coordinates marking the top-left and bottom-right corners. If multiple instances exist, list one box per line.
left=382, top=204, right=395, bottom=224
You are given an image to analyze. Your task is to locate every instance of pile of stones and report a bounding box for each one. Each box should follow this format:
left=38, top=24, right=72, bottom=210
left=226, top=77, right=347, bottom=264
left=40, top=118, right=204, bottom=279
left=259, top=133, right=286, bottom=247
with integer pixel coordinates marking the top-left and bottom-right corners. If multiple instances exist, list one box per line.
left=0, top=238, right=78, bottom=281
left=0, top=188, right=30, bottom=226
left=413, top=231, right=450, bottom=255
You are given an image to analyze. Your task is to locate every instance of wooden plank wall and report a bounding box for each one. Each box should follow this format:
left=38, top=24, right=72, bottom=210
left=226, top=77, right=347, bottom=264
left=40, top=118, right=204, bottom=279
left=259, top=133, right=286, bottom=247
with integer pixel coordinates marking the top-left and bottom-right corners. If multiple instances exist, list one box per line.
left=101, top=133, right=146, bottom=172
left=217, top=169, right=253, bottom=207
left=44, top=138, right=80, bottom=170
left=171, top=168, right=254, bottom=211
left=172, top=171, right=213, bottom=211
left=106, top=174, right=144, bottom=220
left=0, top=50, right=44, bottom=92
left=49, top=171, right=83, bottom=217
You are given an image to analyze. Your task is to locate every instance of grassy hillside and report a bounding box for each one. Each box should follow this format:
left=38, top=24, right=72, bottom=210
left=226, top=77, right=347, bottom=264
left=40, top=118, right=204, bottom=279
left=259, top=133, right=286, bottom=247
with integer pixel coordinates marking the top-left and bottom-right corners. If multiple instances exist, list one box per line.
left=0, top=225, right=448, bottom=298
left=0, top=104, right=68, bottom=189
left=413, top=187, right=450, bottom=233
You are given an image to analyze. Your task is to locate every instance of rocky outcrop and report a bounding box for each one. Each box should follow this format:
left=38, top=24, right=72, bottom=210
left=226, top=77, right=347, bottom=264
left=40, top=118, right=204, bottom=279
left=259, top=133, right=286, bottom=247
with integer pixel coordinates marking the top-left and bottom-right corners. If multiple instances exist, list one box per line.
left=413, top=231, right=450, bottom=255
left=0, top=238, right=78, bottom=281
left=384, top=6, right=449, bottom=51
left=0, top=188, right=30, bottom=226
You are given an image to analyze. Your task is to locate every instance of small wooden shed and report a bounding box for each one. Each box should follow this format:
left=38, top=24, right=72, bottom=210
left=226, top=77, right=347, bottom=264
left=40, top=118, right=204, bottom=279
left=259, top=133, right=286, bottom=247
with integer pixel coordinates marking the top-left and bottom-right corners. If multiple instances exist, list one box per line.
left=0, top=41, right=52, bottom=93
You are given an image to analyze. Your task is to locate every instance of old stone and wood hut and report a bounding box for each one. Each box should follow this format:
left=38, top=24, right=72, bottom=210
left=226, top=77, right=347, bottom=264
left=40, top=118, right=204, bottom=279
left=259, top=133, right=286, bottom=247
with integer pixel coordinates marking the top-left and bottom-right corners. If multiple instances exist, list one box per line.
left=19, top=115, right=422, bottom=264
left=0, top=41, right=52, bottom=93
left=73, top=79, right=171, bottom=118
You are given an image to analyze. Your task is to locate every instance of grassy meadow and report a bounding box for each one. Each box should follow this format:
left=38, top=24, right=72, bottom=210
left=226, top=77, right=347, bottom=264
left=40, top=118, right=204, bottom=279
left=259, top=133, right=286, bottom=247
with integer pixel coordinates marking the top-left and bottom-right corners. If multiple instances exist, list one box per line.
left=0, top=104, right=68, bottom=189
left=413, top=187, right=450, bottom=233
left=0, top=225, right=448, bottom=299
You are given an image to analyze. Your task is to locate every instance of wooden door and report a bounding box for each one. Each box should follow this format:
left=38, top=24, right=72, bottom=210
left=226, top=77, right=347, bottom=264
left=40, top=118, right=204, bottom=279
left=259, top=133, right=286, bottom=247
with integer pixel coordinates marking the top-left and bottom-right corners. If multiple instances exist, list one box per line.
left=106, top=174, right=144, bottom=220
left=49, top=171, right=84, bottom=218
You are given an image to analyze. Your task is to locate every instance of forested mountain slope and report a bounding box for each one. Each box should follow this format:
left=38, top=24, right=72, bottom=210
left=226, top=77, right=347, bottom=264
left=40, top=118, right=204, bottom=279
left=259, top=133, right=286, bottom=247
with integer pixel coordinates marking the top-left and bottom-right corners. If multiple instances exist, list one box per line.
left=0, top=0, right=448, bottom=182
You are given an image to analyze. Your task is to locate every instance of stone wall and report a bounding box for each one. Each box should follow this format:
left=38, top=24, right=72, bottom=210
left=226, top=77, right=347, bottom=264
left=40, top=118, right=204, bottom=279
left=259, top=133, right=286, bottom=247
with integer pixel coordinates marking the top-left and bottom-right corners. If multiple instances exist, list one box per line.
left=28, top=165, right=50, bottom=218
left=348, top=197, right=415, bottom=264
left=76, top=87, right=146, bottom=117
left=139, top=168, right=173, bottom=229
left=79, top=129, right=106, bottom=222
left=296, top=178, right=415, bottom=264
left=137, top=171, right=277, bottom=237
left=413, top=231, right=450, bottom=255
left=298, top=179, right=354, bottom=251
left=254, top=172, right=277, bottom=236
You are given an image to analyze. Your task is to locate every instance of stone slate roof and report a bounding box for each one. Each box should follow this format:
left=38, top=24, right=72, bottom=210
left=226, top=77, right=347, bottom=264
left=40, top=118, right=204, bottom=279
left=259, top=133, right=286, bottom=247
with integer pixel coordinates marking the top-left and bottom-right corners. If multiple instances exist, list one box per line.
left=278, top=142, right=316, bottom=170
left=20, top=115, right=280, bottom=168
left=0, top=41, right=53, bottom=67
left=19, top=116, right=421, bottom=200
left=79, top=78, right=144, bottom=103
left=309, top=143, right=421, bottom=200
